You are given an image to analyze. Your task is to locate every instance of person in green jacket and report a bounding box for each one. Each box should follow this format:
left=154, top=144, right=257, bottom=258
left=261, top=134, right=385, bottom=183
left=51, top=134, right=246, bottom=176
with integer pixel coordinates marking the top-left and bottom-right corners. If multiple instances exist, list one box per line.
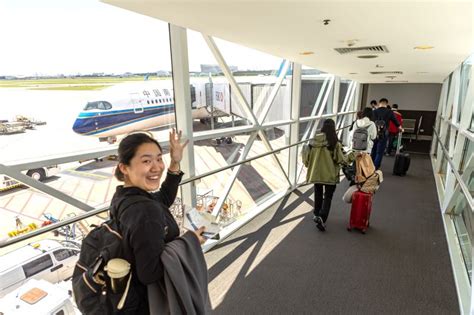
left=303, top=119, right=354, bottom=231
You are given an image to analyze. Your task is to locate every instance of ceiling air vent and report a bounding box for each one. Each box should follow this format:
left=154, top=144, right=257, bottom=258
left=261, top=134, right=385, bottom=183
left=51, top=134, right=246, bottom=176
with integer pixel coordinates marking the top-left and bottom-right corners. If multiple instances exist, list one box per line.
left=370, top=71, right=403, bottom=75
left=334, top=45, right=389, bottom=55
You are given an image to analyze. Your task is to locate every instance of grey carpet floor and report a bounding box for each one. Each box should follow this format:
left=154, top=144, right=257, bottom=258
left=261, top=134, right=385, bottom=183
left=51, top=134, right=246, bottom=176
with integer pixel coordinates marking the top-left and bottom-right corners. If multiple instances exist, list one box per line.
left=205, top=155, right=459, bottom=315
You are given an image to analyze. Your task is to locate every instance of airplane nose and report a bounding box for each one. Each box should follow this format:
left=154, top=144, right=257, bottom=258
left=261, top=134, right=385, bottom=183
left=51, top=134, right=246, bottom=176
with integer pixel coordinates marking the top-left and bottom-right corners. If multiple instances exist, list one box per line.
left=72, top=118, right=87, bottom=134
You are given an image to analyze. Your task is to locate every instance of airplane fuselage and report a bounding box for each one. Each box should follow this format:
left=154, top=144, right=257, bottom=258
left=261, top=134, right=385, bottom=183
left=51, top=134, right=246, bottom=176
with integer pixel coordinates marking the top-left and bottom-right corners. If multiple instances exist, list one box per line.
left=72, top=83, right=177, bottom=137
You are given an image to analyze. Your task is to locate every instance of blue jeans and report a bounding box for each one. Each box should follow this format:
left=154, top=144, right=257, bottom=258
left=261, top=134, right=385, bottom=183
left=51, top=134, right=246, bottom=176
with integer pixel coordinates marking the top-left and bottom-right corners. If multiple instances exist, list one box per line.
left=371, top=135, right=388, bottom=169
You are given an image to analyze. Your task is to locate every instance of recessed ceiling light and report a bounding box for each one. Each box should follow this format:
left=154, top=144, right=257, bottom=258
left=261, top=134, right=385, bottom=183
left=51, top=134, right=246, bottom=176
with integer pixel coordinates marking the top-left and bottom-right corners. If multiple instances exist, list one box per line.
left=299, top=51, right=314, bottom=55
left=414, top=45, right=434, bottom=50
left=417, top=71, right=428, bottom=74
left=357, top=55, right=378, bottom=59
left=349, top=72, right=358, bottom=75
left=375, top=64, right=384, bottom=68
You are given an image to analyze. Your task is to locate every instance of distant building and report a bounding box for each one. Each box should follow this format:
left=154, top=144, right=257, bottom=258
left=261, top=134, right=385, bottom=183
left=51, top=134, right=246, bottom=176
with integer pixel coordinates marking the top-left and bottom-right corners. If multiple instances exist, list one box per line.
left=156, top=70, right=171, bottom=76
left=301, top=69, right=324, bottom=75
left=200, top=64, right=238, bottom=74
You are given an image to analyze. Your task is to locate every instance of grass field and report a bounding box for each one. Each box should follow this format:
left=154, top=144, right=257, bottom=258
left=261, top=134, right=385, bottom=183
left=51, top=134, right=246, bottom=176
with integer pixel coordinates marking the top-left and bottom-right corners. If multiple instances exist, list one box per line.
left=30, top=85, right=112, bottom=91
left=0, top=76, right=167, bottom=90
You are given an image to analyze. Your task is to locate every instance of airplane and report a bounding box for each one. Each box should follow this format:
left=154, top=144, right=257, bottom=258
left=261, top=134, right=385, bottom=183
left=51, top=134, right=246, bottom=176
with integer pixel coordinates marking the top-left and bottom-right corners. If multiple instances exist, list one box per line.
left=72, top=81, right=227, bottom=143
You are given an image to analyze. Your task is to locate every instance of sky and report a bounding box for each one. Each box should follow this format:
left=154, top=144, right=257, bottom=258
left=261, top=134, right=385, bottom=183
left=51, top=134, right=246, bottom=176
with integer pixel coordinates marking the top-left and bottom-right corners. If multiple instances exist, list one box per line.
left=0, top=0, right=282, bottom=76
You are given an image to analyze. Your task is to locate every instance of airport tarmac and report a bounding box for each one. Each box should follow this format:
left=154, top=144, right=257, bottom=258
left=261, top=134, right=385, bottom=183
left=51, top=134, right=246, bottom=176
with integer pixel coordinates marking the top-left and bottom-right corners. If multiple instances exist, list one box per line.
left=0, top=87, right=291, bottom=248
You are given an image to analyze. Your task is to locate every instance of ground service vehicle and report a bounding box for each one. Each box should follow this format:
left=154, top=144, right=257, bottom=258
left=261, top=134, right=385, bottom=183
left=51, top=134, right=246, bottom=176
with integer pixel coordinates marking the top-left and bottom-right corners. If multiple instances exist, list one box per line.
left=0, top=279, right=78, bottom=314
left=0, top=239, right=80, bottom=298
left=0, top=165, right=60, bottom=191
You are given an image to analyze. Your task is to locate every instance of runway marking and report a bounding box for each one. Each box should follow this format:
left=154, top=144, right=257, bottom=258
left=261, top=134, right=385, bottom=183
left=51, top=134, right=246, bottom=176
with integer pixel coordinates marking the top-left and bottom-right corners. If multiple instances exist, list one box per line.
left=19, top=191, right=34, bottom=215
left=56, top=179, right=80, bottom=220
left=85, top=181, right=96, bottom=204
left=40, top=179, right=67, bottom=219
left=58, top=202, right=68, bottom=221
left=3, top=195, right=14, bottom=209
left=104, top=177, right=114, bottom=204
left=0, top=206, right=43, bottom=223
left=63, top=169, right=110, bottom=180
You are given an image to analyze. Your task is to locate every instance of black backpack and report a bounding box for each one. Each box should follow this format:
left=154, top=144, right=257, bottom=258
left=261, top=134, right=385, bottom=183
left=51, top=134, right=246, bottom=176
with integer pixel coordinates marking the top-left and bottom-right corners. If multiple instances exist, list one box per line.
left=72, top=196, right=146, bottom=314
left=374, top=108, right=392, bottom=138
left=374, top=119, right=386, bottom=138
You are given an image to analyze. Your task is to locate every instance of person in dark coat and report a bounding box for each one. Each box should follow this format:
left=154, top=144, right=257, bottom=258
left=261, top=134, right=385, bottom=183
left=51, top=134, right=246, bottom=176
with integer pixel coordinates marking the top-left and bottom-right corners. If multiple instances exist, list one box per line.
left=110, top=130, right=206, bottom=314
left=371, top=98, right=402, bottom=169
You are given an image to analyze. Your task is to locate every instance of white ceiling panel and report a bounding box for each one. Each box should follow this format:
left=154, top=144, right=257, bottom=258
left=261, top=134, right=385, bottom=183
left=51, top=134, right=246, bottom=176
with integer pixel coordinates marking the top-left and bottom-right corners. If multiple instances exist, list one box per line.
left=103, top=0, right=472, bottom=83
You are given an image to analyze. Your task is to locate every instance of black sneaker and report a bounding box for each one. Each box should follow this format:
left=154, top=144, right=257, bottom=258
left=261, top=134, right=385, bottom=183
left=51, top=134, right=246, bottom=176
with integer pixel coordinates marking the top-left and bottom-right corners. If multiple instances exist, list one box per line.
left=315, top=216, right=326, bottom=232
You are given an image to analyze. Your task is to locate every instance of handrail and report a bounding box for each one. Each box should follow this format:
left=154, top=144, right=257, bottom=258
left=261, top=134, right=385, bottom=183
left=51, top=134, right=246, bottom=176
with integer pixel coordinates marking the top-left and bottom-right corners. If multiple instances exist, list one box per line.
left=0, top=123, right=353, bottom=249
left=432, top=127, right=474, bottom=211
left=0, top=206, right=109, bottom=248
left=181, top=123, right=353, bottom=185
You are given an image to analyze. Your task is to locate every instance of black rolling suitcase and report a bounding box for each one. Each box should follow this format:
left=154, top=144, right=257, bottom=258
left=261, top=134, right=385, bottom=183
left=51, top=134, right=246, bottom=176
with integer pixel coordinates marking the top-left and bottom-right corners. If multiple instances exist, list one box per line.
left=393, top=132, right=410, bottom=176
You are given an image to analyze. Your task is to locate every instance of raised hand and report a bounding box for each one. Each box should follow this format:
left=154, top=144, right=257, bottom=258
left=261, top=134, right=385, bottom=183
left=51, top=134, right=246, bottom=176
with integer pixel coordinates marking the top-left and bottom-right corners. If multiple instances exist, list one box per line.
left=169, top=128, right=189, bottom=169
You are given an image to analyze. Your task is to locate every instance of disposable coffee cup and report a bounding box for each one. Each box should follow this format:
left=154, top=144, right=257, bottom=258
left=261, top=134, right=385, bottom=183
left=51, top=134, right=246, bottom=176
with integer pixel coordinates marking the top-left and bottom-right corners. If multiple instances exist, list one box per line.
left=105, top=258, right=130, bottom=294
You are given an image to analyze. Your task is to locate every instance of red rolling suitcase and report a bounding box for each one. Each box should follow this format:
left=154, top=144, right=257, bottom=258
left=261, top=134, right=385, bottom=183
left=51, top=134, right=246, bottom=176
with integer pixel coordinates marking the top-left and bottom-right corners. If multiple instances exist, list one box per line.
left=347, top=191, right=373, bottom=233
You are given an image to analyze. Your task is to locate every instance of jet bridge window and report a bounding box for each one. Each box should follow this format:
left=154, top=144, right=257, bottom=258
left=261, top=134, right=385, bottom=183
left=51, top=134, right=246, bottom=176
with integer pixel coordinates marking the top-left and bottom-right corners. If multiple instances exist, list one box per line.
left=84, top=101, right=112, bottom=111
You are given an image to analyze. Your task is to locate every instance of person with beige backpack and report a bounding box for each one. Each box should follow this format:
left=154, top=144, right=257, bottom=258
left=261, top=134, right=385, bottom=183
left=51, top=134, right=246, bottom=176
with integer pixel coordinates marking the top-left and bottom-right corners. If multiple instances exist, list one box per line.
left=343, top=152, right=383, bottom=203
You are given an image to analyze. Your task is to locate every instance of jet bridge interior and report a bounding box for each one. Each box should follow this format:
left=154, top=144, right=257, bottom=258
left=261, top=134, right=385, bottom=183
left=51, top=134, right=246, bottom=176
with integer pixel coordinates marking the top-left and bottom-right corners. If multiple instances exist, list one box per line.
left=0, top=1, right=472, bottom=314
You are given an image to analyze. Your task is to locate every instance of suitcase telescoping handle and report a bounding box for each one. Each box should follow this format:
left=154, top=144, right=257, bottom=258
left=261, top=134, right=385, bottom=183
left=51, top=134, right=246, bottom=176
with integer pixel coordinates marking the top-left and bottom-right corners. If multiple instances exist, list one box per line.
left=396, top=131, right=402, bottom=154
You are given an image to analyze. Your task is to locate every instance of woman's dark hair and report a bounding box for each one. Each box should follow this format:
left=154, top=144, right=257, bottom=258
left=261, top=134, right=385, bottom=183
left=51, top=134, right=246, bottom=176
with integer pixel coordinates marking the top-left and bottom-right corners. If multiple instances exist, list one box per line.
left=362, top=107, right=373, bottom=120
left=114, top=133, right=162, bottom=181
left=321, top=119, right=338, bottom=151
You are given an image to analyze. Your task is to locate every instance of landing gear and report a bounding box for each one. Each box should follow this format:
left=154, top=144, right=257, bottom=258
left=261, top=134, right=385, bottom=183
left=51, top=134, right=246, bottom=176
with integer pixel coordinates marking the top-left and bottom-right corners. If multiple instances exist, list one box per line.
left=98, top=136, right=117, bottom=144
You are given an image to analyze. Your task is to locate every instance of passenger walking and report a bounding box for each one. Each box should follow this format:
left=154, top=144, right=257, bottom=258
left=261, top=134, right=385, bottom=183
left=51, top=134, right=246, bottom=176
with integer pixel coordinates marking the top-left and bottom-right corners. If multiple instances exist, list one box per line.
left=386, top=104, right=403, bottom=156
left=369, top=100, right=378, bottom=111
left=371, top=98, right=402, bottom=169
left=303, top=119, right=354, bottom=231
left=348, top=107, right=377, bottom=154
left=110, top=130, right=207, bottom=314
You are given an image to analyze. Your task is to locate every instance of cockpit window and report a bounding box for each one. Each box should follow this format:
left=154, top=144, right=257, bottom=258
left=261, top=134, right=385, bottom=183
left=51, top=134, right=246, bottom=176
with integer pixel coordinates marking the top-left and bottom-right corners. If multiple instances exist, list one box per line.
left=84, top=101, right=112, bottom=111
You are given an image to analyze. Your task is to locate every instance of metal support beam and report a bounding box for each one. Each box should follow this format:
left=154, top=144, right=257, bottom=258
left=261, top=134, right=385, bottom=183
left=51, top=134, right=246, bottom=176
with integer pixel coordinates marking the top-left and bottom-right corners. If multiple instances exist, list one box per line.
left=301, top=76, right=329, bottom=140
left=289, top=63, right=302, bottom=188
left=169, top=24, right=196, bottom=207
left=257, top=129, right=292, bottom=187
left=211, top=132, right=257, bottom=216
left=203, top=35, right=258, bottom=125
left=0, top=164, right=94, bottom=211
left=258, top=60, right=290, bottom=124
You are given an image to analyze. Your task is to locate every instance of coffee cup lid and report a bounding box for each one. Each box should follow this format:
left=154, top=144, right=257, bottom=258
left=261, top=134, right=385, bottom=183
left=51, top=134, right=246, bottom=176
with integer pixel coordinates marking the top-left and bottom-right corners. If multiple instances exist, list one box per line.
left=106, top=258, right=130, bottom=278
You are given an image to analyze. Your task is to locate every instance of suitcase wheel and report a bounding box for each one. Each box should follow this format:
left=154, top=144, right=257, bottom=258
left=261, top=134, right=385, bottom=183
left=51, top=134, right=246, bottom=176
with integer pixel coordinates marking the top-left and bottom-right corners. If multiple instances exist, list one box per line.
left=361, top=229, right=366, bottom=234
left=347, top=226, right=352, bottom=232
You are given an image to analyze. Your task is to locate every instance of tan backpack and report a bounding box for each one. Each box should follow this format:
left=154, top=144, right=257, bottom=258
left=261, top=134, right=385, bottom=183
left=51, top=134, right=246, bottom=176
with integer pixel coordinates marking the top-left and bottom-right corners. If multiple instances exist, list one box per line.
left=355, top=152, right=375, bottom=184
